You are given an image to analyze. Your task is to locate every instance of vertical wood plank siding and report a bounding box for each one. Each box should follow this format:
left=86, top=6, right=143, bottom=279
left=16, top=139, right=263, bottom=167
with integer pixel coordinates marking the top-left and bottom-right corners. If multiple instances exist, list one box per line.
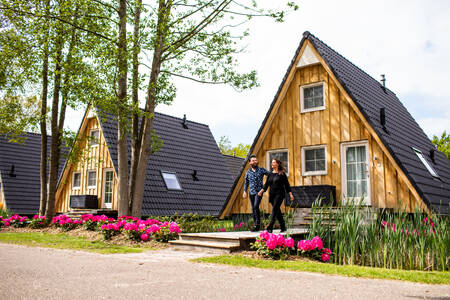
left=55, top=116, right=118, bottom=212
left=228, top=63, right=423, bottom=215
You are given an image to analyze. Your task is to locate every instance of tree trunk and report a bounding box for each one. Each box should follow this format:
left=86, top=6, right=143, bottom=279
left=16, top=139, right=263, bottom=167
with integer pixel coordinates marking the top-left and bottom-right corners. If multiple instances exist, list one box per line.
left=45, top=22, right=64, bottom=220
left=128, top=0, right=142, bottom=211
left=130, top=0, right=169, bottom=218
left=116, top=0, right=130, bottom=217
left=39, top=0, right=50, bottom=217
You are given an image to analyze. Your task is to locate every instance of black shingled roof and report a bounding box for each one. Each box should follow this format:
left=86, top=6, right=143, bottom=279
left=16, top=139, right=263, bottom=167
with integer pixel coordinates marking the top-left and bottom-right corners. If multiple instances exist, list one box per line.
left=222, top=154, right=245, bottom=180
left=98, top=111, right=234, bottom=217
left=222, top=31, right=450, bottom=215
left=0, top=133, right=67, bottom=215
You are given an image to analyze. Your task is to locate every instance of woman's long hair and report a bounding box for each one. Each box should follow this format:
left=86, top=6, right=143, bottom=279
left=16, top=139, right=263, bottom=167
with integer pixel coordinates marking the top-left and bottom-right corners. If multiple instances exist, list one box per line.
left=272, top=158, right=285, bottom=175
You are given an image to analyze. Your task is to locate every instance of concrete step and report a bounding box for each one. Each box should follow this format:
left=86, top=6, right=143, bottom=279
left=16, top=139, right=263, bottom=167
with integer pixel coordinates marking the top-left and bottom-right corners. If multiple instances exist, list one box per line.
left=169, top=239, right=241, bottom=253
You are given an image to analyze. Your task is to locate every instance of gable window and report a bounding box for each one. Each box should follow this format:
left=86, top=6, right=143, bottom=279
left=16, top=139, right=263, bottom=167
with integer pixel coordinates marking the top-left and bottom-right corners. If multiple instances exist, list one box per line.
left=413, top=148, right=439, bottom=178
left=300, top=82, right=325, bottom=113
left=302, top=145, right=327, bottom=176
left=161, top=172, right=182, bottom=190
left=266, top=149, right=289, bottom=175
left=87, top=170, right=97, bottom=188
left=89, top=129, right=100, bottom=147
left=72, top=172, right=81, bottom=189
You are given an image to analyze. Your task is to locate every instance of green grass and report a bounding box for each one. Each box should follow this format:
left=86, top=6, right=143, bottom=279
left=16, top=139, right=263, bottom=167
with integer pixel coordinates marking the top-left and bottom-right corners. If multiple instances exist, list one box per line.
left=0, top=232, right=155, bottom=254
left=193, top=255, right=450, bottom=285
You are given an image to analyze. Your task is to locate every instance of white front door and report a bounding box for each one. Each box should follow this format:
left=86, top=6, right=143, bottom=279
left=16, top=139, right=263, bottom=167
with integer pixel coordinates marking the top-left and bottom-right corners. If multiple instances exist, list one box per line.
left=341, top=141, right=371, bottom=205
left=102, top=169, right=114, bottom=209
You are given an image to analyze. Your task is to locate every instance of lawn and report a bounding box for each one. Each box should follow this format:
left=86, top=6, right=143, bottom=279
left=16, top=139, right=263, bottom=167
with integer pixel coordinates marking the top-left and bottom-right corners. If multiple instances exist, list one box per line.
left=0, top=232, right=158, bottom=254
left=194, top=255, right=450, bottom=285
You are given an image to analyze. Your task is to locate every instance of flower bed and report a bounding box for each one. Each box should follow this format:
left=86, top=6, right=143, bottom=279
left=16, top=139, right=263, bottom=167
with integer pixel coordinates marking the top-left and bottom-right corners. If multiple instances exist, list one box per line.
left=0, top=213, right=182, bottom=244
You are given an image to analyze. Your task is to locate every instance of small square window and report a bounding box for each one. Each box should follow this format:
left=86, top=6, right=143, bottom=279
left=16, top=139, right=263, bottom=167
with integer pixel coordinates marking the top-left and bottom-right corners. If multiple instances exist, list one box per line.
left=300, top=83, right=325, bottom=113
left=72, top=172, right=81, bottom=189
left=162, top=172, right=182, bottom=190
left=87, top=170, right=97, bottom=188
left=302, top=145, right=327, bottom=176
left=89, top=129, right=100, bottom=147
left=413, top=148, right=439, bottom=178
left=267, top=150, right=289, bottom=175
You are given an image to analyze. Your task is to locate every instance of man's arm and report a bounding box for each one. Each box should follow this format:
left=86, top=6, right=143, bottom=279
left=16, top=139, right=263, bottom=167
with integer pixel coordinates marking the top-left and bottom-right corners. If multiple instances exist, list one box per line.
left=243, top=172, right=249, bottom=196
left=262, top=167, right=271, bottom=176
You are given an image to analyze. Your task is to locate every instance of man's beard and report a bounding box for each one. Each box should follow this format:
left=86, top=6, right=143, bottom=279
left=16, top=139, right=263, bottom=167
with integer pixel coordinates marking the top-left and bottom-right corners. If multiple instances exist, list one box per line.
left=251, top=163, right=258, bottom=169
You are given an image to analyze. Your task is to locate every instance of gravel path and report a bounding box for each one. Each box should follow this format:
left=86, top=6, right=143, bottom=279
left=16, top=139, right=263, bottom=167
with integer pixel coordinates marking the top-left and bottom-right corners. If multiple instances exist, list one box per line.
left=0, top=243, right=448, bottom=300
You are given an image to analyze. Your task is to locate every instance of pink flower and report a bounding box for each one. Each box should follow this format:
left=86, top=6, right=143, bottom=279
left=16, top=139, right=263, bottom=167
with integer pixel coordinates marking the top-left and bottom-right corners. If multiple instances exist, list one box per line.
left=276, top=234, right=285, bottom=247
left=312, top=236, right=323, bottom=250
left=33, top=215, right=39, bottom=219
left=4, top=221, right=10, bottom=226
left=321, top=253, right=330, bottom=262
left=140, top=233, right=149, bottom=241
left=285, top=237, right=294, bottom=248
left=169, top=222, right=181, bottom=233
left=266, top=236, right=278, bottom=250
left=148, top=224, right=160, bottom=233
left=259, top=231, right=270, bottom=241
left=322, top=248, right=332, bottom=255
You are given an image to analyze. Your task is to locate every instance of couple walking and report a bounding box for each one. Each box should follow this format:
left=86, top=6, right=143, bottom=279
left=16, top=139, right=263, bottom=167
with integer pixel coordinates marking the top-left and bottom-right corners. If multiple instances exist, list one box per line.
left=243, top=155, right=294, bottom=233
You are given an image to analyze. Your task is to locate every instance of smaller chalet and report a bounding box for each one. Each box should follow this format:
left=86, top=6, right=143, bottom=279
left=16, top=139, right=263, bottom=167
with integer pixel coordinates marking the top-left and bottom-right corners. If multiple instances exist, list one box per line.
left=0, top=133, right=66, bottom=215
left=55, top=109, right=235, bottom=217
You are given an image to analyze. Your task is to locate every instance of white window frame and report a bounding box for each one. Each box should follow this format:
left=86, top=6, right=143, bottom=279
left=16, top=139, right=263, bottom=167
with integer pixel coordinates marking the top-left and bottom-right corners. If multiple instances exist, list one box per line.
left=161, top=171, right=182, bottom=191
left=86, top=170, right=97, bottom=189
left=266, top=149, right=289, bottom=176
left=300, top=82, right=325, bottom=113
left=340, top=140, right=371, bottom=205
left=301, top=145, right=327, bottom=176
left=89, top=129, right=100, bottom=147
left=72, top=172, right=81, bottom=190
left=413, top=147, right=439, bottom=178
left=102, top=168, right=114, bottom=209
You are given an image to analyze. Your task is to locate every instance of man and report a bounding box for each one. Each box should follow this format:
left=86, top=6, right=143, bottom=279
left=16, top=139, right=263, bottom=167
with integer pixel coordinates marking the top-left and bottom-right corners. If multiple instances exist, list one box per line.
left=243, top=154, right=270, bottom=231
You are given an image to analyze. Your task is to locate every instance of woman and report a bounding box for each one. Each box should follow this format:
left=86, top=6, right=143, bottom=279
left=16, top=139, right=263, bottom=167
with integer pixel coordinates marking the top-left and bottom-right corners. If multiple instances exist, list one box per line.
left=258, top=158, right=294, bottom=233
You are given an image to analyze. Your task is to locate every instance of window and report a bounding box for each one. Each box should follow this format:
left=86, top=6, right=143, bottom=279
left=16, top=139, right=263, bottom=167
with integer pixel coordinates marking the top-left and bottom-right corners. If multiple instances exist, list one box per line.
left=87, top=170, right=97, bottom=188
left=161, top=172, right=182, bottom=190
left=302, top=145, right=327, bottom=176
left=300, top=82, right=325, bottom=113
left=72, top=172, right=81, bottom=189
left=266, top=150, right=289, bottom=175
left=413, top=148, right=439, bottom=178
left=89, top=129, right=100, bottom=147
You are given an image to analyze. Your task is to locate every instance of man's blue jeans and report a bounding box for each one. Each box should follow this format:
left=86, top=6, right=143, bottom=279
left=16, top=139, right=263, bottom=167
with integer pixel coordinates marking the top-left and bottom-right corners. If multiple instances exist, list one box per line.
left=249, top=194, right=262, bottom=228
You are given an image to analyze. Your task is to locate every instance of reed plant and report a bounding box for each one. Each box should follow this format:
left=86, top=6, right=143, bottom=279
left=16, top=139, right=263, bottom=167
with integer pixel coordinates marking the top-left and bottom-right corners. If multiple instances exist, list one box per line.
left=307, top=198, right=449, bottom=271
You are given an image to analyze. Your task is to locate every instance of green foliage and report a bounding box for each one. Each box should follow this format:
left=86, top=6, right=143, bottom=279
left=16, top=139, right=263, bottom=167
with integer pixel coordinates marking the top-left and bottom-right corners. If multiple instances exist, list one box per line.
left=432, top=131, right=450, bottom=160
left=194, top=255, right=450, bottom=285
left=308, top=199, right=450, bottom=271
left=0, top=207, right=11, bottom=219
left=0, top=95, right=40, bottom=140
left=218, top=135, right=251, bottom=158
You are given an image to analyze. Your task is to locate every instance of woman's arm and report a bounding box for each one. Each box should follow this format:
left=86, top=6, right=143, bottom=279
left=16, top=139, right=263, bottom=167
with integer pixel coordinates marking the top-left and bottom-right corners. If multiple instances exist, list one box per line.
left=284, top=174, right=294, bottom=201
left=258, top=174, right=271, bottom=196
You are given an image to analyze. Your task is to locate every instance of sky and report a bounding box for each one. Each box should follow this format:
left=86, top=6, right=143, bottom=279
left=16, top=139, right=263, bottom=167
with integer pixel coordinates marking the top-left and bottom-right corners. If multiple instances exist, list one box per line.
left=65, top=0, right=450, bottom=146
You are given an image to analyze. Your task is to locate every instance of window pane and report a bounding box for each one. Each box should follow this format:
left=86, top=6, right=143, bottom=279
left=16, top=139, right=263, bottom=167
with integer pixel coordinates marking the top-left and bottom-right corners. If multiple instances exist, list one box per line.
left=88, top=171, right=96, bottom=187
left=315, top=148, right=325, bottom=159
left=303, top=85, right=323, bottom=110
left=162, top=172, right=182, bottom=190
left=316, top=159, right=325, bottom=171
left=305, top=161, right=315, bottom=172
left=347, top=164, right=356, bottom=180
left=346, top=147, right=356, bottom=163
left=347, top=181, right=356, bottom=197
left=305, top=149, right=315, bottom=161
left=73, top=173, right=81, bottom=187
left=90, top=130, right=99, bottom=146
left=269, top=151, right=288, bottom=174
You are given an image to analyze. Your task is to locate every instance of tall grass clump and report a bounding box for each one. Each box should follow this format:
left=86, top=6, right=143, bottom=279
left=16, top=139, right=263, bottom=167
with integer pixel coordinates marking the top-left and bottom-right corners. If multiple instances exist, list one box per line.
left=308, top=198, right=449, bottom=271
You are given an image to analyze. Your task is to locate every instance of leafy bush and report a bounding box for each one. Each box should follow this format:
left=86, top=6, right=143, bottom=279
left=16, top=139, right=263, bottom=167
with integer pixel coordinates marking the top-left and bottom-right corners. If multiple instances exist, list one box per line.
left=308, top=199, right=449, bottom=271
left=297, top=236, right=332, bottom=262
left=52, top=215, right=81, bottom=231
left=100, top=223, right=121, bottom=240
left=251, top=231, right=294, bottom=260
left=29, top=215, right=47, bottom=229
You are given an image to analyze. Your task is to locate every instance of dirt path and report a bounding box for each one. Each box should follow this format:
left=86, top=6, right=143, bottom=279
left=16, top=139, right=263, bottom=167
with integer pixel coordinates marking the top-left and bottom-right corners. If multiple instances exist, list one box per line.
left=0, top=243, right=448, bottom=300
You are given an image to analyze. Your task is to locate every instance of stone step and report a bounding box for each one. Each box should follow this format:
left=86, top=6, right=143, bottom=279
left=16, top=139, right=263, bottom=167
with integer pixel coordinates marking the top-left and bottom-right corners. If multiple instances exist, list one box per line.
left=169, top=239, right=241, bottom=253
left=179, top=233, right=240, bottom=244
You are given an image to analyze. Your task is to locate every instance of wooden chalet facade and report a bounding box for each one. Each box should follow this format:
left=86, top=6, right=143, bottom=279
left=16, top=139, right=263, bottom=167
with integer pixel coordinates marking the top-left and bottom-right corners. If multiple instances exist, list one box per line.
left=220, top=32, right=450, bottom=218
left=55, top=108, right=235, bottom=217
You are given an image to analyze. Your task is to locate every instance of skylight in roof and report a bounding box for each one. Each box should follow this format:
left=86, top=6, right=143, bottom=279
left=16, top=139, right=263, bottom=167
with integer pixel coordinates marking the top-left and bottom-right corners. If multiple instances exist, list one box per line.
left=413, top=148, right=439, bottom=178
left=161, top=172, right=182, bottom=190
